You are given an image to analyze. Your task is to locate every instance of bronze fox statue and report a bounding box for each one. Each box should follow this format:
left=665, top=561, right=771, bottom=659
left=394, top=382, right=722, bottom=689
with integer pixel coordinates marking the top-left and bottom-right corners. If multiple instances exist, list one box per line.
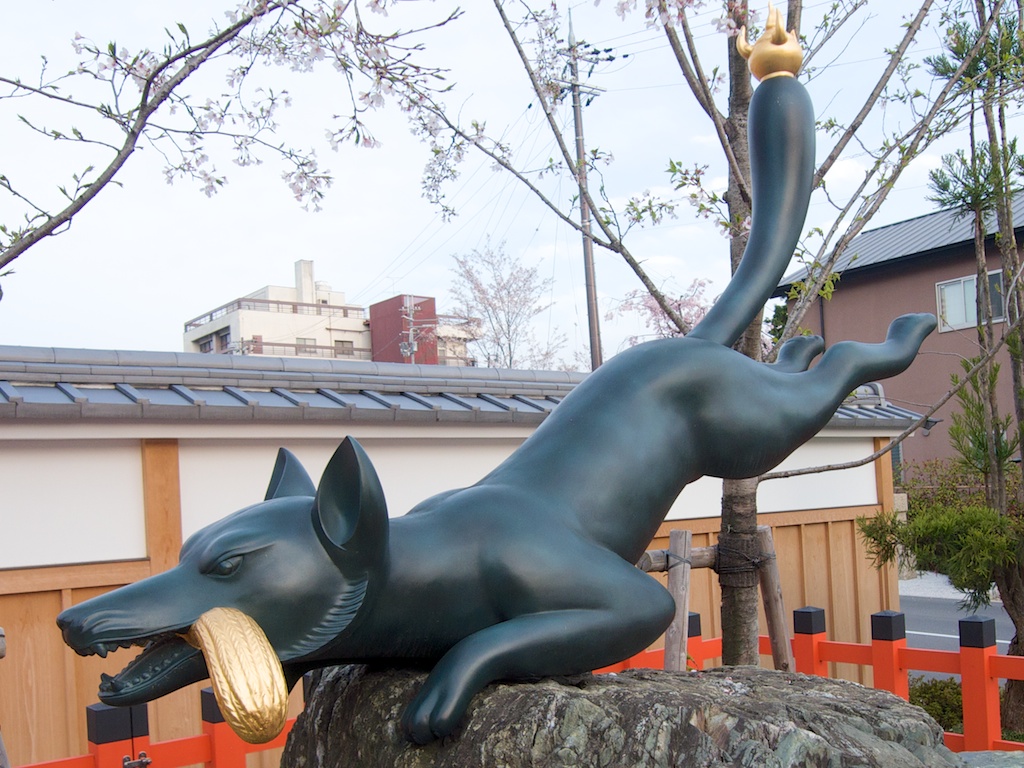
left=57, top=76, right=935, bottom=744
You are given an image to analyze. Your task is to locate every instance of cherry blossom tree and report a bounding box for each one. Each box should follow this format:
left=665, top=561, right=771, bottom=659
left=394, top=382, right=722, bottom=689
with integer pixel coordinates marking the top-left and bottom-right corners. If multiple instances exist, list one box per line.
left=608, top=279, right=710, bottom=345
left=448, top=241, right=565, bottom=369
left=0, top=0, right=457, bottom=288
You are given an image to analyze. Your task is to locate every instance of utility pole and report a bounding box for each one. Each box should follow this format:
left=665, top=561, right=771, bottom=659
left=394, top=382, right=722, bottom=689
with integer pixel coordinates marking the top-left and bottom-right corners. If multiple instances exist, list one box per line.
left=568, top=13, right=603, bottom=370
left=400, top=295, right=418, bottom=364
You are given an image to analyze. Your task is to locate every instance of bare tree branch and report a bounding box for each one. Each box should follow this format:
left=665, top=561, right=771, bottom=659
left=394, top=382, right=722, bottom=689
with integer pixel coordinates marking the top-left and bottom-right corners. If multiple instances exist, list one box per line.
left=487, top=0, right=690, bottom=333
left=813, top=0, right=934, bottom=187
left=0, top=8, right=266, bottom=271
left=659, top=2, right=752, bottom=206
left=782, top=2, right=1001, bottom=344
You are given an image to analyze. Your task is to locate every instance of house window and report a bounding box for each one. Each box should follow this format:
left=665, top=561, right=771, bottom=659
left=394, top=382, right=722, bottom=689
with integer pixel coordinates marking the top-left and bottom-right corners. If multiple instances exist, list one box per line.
left=198, top=335, right=213, bottom=354
left=936, top=271, right=1004, bottom=332
left=217, top=330, right=231, bottom=352
left=296, top=337, right=316, bottom=355
left=335, top=340, right=354, bottom=357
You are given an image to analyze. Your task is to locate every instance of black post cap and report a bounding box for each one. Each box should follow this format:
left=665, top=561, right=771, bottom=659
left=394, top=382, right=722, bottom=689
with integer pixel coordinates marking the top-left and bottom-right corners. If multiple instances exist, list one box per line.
left=959, top=615, right=997, bottom=648
left=688, top=612, right=702, bottom=639
left=86, top=702, right=148, bottom=744
left=793, top=606, right=826, bottom=635
left=871, top=611, right=906, bottom=642
left=200, top=687, right=225, bottom=724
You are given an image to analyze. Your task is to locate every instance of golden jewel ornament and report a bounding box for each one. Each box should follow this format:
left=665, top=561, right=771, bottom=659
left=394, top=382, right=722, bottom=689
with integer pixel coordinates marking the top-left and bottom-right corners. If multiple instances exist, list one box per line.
left=736, top=3, right=803, bottom=81
left=184, top=607, right=288, bottom=744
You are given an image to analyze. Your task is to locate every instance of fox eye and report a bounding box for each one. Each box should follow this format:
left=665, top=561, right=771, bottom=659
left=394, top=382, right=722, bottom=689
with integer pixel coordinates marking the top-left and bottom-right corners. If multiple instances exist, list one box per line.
left=210, top=555, right=242, bottom=577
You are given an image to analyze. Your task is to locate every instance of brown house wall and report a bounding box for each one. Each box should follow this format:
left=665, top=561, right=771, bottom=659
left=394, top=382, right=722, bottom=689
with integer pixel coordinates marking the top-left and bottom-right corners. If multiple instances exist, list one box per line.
left=368, top=295, right=440, bottom=365
left=792, top=243, right=1015, bottom=467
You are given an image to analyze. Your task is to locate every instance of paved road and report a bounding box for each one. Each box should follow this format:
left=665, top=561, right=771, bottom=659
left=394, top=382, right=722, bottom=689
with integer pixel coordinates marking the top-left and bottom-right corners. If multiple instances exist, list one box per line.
left=900, top=594, right=1016, bottom=679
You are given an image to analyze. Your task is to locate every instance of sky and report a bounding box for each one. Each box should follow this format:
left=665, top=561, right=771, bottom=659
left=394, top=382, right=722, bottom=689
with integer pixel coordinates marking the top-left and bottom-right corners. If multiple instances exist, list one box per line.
left=0, top=0, right=1000, bottom=363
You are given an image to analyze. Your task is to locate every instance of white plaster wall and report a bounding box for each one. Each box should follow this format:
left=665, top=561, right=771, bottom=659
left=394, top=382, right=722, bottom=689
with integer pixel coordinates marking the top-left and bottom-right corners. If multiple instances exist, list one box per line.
left=664, top=434, right=880, bottom=520
left=176, top=434, right=527, bottom=539
left=759, top=435, right=880, bottom=512
left=0, top=440, right=147, bottom=568
left=1, top=420, right=891, bottom=565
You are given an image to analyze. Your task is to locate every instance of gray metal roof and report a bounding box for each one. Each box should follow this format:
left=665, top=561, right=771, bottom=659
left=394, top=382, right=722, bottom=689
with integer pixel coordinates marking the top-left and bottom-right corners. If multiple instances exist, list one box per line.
left=779, top=195, right=1024, bottom=287
left=0, top=345, right=920, bottom=430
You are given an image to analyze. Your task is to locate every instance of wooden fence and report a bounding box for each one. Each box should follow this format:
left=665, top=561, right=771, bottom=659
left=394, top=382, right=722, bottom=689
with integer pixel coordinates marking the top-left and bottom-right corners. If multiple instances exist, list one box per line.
left=17, top=689, right=293, bottom=768
left=16, top=606, right=1024, bottom=768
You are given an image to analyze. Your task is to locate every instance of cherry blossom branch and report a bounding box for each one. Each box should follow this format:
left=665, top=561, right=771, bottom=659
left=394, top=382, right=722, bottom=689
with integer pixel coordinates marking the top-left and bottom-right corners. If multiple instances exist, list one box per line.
left=487, top=0, right=690, bottom=333
left=0, top=1, right=461, bottom=276
left=658, top=2, right=752, bottom=207
left=0, top=5, right=269, bottom=271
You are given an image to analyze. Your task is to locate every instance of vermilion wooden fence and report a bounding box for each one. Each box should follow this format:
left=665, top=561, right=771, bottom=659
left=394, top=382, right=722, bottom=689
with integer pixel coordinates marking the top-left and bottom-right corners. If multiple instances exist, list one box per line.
left=18, top=689, right=293, bottom=768
left=18, top=607, right=1024, bottom=768
left=601, top=607, right=1024, bottom=754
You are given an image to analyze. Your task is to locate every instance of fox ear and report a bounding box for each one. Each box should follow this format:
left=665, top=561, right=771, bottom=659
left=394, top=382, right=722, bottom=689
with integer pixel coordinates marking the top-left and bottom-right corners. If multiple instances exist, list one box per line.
left=265, top=448, right=316, bottom=500
left=314, top=437, right=389, bottom=568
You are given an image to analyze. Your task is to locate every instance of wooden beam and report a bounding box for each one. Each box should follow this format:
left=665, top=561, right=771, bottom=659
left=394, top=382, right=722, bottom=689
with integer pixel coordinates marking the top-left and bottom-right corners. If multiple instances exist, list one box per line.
left=0, top=561, right=150, bottom=595
left=873, top=437, right=896, bottom=513
left=141, top=439, right=183, bottom=575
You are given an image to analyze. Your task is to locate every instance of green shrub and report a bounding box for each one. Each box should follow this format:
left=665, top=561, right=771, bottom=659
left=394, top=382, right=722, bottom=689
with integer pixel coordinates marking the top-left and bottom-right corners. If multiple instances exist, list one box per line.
left=909, top=675, right=963, bottom=733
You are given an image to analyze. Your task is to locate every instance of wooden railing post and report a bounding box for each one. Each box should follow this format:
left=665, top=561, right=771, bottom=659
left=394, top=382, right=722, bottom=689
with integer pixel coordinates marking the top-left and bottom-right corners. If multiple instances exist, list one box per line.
left=792, top=607, right=827, bottom=677
left=86, top=703, right=149, bottom=768
left=960, top=616, right=1001, bottom=752
left=870, top=611, right=909, bottom=699
left=201, top=689, right=247, bottom=768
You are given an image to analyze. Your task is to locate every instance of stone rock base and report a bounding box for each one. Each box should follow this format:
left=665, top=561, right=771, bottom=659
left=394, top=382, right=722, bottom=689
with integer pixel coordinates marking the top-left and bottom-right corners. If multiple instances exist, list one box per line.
left=282, top=665, right=963, bottom=767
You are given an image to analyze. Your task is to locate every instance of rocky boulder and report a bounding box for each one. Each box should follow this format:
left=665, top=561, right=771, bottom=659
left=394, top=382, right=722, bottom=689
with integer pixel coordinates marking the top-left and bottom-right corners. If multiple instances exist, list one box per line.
left=282, top=665, right=963, bottom=767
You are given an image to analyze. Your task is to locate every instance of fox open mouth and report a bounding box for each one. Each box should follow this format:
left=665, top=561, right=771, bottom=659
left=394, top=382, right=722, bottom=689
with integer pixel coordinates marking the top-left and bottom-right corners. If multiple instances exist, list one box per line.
left=90, top=631, right=209, bottom=705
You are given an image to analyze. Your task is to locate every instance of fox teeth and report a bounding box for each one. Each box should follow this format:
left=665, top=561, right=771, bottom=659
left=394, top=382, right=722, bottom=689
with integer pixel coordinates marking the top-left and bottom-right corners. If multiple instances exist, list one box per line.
left=100, top=672, right=126, bottom=693
left=184, top=607, right=287, bottom=744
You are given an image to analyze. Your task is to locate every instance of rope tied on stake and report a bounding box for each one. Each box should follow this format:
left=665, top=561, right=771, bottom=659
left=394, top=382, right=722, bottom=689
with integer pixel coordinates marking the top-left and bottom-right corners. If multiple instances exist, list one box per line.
left=714, top=532, right=763, bottom=588
left=664, top=552, right=693, bottom=570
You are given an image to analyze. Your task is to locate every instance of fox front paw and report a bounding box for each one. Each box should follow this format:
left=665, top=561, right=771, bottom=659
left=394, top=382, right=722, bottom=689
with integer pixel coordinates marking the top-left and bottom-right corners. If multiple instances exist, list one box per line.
left=400, top=678, right=468, bottom=745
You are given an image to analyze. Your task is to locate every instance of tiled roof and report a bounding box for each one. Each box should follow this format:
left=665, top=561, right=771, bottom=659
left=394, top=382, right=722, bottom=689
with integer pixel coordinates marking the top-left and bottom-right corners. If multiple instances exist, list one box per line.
left=0, top=346, right=920, bottom=429
left=779, top=195, right=1024, bottom=287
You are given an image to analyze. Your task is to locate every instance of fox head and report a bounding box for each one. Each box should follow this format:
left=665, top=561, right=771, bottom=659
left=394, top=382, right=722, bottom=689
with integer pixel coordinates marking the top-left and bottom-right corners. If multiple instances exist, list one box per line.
left=56, top=437, right=390, bottom=704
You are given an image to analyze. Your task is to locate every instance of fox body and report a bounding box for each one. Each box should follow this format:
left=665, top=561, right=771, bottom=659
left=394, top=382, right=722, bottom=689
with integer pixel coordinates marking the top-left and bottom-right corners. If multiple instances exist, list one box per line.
left=57, top=77, right=936, bottom=743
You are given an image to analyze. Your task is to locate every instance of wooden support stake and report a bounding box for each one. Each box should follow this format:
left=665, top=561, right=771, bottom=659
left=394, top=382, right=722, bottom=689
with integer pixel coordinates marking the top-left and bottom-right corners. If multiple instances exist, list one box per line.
left=756, top=526, right=793, bottom=672
left=663, top=529, right=692, bottom=672
left=638, top=545, right=714, bottom=572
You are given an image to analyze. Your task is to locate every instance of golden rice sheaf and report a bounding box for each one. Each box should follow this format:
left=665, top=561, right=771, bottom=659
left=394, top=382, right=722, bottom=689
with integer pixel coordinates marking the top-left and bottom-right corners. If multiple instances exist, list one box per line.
left=186, top=606, right=288, bottom=744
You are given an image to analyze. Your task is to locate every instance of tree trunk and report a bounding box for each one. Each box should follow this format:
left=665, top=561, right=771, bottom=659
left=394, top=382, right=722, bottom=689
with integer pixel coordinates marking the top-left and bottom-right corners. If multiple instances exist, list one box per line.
left=995, top=562, right=1024, bottom=731
left=719, top=477, right=760, bottom=665
left=974, top=0, right=1024, bottom=730
left=717, top=0, right=760, bottom=667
